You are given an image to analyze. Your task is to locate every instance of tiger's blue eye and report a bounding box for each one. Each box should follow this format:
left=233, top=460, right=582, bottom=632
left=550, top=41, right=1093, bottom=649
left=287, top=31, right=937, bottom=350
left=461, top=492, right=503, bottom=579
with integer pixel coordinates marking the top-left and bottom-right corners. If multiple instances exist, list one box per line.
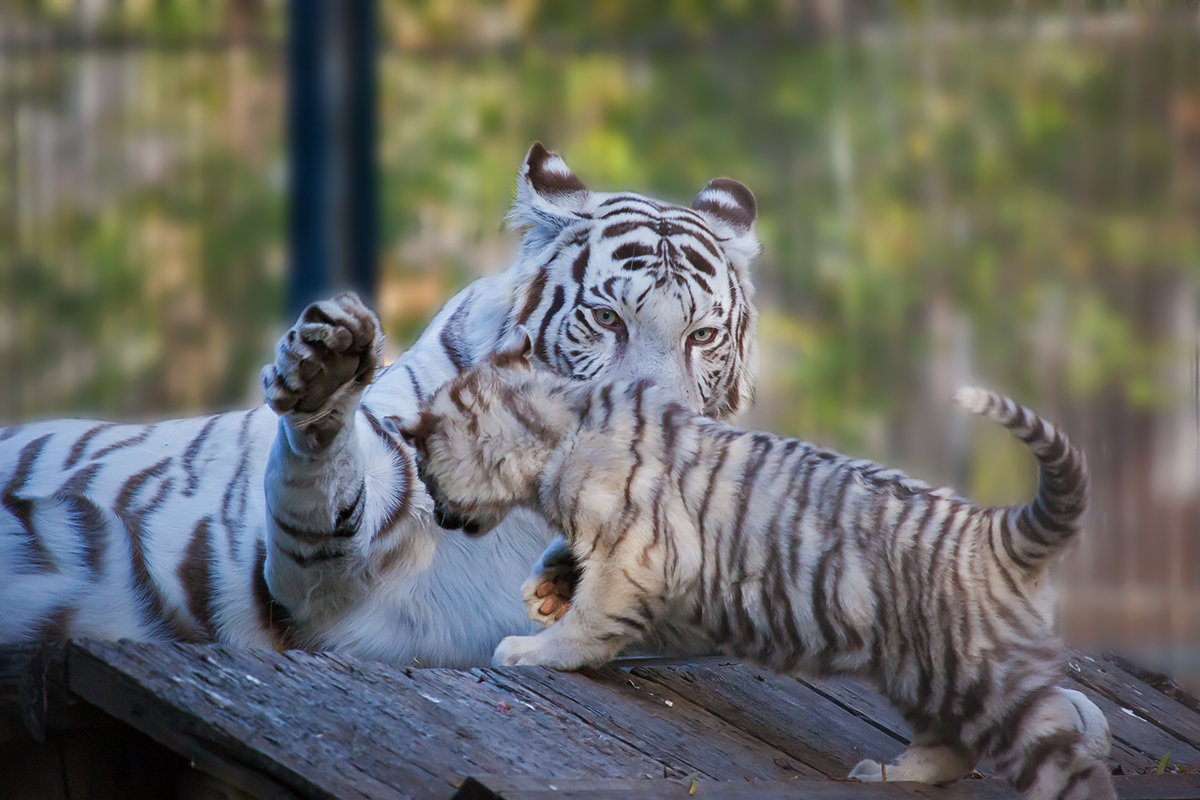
left=593, top=307, right=623, bottom=330
left=689, top=327, right=717, bottom=344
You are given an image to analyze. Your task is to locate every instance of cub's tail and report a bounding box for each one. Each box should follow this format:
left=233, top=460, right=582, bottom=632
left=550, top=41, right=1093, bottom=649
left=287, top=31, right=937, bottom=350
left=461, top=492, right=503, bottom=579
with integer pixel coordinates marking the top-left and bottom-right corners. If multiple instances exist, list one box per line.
left=954, top=387, right=1089, bottom=575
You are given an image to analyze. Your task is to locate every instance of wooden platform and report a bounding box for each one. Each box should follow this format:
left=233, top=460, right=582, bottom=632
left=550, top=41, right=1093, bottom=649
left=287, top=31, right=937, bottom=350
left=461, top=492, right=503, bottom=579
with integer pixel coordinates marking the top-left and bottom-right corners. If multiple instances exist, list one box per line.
left=3, top=640, right=1200, bottom=799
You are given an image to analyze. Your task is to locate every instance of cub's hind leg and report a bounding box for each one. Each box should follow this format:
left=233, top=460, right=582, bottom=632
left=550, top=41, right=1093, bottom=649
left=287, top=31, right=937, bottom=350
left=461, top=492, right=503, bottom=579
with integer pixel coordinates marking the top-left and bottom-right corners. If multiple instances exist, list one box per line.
left=849, top=729, right=977, bottom=785
left=986, top=686, right=1115, bottom=800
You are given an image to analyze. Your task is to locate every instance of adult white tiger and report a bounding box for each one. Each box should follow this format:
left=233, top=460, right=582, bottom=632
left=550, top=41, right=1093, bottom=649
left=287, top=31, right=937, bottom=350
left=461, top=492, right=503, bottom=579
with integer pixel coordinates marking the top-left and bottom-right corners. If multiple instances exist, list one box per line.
left=0, top=143, right=760, bottom=666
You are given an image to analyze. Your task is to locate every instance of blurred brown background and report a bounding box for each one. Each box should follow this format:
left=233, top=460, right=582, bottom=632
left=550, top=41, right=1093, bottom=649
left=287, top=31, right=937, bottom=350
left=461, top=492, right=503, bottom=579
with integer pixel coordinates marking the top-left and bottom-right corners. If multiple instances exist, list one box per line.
left=0, top=1, right=1196, bottom=688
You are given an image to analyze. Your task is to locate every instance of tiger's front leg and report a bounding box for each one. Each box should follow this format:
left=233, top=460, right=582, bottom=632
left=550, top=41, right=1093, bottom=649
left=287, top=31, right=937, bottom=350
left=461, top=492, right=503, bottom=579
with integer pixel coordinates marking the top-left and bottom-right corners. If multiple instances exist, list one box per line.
left=260, top=293, right=383, bottom=623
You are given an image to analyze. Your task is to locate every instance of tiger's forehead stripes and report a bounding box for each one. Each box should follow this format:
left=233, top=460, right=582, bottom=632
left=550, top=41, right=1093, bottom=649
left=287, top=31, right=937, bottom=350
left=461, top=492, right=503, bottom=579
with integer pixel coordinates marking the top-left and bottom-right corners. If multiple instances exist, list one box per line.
left=598, top=218, right=725, bottom=263
left=582, top=221, right=729, bottom=312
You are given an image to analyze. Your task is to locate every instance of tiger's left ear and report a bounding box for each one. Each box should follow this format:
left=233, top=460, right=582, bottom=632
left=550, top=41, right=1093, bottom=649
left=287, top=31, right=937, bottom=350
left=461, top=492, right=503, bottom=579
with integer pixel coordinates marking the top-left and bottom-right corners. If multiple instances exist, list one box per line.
left=692, top=178, right=761, bottom=269
left=508, top=143, right=590, bottom=250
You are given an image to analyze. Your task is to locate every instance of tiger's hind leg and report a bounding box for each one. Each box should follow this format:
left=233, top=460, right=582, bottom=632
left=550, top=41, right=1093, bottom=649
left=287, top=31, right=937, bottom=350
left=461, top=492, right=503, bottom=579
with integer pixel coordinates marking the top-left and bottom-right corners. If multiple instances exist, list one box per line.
left=986, top=686, right=1115, bottom=800
left=849, top=730, right=977, bottom=785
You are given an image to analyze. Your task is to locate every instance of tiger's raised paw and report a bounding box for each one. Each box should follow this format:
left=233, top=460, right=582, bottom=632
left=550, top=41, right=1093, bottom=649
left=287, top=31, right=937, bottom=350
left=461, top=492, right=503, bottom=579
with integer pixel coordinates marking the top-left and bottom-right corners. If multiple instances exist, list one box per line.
left=262, top=293, right=382, bottom=448
left=521, top=538, right=579, bottom=626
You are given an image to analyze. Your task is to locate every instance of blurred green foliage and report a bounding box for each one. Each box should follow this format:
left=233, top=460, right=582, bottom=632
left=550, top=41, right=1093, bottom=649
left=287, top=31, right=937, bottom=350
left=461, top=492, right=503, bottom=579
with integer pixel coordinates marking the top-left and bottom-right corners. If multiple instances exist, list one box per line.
left=378, top=1, right=1199, bottom=487
left=3, top=0, right=1198, bottom=473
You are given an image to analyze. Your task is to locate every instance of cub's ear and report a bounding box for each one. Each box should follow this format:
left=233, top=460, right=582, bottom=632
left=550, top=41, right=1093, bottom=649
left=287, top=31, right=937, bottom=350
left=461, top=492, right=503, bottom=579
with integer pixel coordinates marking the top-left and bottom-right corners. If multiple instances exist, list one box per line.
left=507, top=142, right=590, bottom=249
left=491, top=326, right=534, bottom=369
left=394, top=411, right=436, bottom=452
left=691, top=178, right=761, bottom=269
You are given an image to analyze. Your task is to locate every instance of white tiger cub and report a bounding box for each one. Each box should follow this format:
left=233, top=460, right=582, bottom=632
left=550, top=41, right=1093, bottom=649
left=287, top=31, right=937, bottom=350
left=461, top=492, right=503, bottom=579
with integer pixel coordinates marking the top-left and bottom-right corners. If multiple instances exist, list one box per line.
left=400, top=335, right=1115, bottom=799
left=0, top=144, right=760, bottom=666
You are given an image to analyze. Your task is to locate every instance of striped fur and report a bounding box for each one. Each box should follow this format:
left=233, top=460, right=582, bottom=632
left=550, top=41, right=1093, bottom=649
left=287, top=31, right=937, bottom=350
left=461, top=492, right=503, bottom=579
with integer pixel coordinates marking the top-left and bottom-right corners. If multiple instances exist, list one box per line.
left=402, top=345, right=1115, bottom=799
left=0, top=144, right=761, bottom=666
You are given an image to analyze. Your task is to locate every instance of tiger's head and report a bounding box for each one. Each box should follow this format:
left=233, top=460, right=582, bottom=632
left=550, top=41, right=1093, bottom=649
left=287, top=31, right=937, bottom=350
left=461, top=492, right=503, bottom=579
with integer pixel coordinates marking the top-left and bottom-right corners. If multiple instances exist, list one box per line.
left=506, top=143, right=760, bottom=420
left=399, top=332, right=573, bottom=536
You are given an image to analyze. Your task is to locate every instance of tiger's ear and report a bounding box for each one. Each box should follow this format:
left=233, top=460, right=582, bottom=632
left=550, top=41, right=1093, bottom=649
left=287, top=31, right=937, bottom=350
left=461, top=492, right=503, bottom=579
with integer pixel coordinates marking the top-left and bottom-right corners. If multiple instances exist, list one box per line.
left=508, top=143, right=590, bottom=248
left=491, top=326, right=534, bottom=370
left=691, top=178, right=761, bottom=269
left=395, top=411, right=436, bottom=452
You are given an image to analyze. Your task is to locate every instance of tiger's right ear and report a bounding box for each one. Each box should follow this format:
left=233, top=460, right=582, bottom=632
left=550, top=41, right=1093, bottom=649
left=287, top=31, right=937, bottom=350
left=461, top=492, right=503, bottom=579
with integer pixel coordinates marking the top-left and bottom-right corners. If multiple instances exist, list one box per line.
left=507, top=143, right=590, bottom=249
left=692, top=178, right=761, bottom=270
left=490, top=326, right=534, bottom=370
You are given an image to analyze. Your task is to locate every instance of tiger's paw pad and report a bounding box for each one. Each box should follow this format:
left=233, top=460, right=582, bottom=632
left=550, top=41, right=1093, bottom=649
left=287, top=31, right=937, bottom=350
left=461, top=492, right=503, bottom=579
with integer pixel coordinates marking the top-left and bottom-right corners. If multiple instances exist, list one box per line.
left=848, top=760, right=886, bottom=782
left=521, top=542, right=579, bottom=626
left=262, top=293, right=382, bottom=418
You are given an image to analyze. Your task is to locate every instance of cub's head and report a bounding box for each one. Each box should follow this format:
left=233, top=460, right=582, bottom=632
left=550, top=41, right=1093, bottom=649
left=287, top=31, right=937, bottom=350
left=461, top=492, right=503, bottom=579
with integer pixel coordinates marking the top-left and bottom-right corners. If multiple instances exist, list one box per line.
left=399, top=332, right=571, bottom=536
left=507, top=143, right=760, bottom=421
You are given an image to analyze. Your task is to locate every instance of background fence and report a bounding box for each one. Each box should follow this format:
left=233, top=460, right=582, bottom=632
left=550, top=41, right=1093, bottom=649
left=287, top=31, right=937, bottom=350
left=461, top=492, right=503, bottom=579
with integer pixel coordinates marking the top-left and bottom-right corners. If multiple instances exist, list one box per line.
left=1, top=0, right=1197, bottom=687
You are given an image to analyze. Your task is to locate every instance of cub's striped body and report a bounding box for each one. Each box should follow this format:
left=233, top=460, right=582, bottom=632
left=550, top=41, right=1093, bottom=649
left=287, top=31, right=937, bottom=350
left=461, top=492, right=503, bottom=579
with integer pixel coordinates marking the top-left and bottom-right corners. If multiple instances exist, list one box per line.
left=404, top=345, right=1115, bottom=799
left=0, top=144, right=761, bottom=666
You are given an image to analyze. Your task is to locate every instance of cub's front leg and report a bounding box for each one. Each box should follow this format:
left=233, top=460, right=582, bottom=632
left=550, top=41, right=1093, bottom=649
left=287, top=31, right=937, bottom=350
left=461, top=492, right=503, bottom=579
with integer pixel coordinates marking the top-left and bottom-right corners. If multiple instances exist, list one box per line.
left=495, top=557, right=661, bottom=669
left=261, top=293, right=383, bottom=622
left=521, top=537, right=580, bottom=625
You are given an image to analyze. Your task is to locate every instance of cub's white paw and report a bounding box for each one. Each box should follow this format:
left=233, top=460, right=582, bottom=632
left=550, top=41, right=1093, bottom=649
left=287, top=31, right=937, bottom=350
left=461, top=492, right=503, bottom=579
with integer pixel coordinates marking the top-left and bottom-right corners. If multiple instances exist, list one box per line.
left=848, top=759, right=886, bottom=782
left=521, top=538, right=578, bottom=626
left=492, top=635, right=543, bottom=667
left=1059, top=687, right=1112, bottom=760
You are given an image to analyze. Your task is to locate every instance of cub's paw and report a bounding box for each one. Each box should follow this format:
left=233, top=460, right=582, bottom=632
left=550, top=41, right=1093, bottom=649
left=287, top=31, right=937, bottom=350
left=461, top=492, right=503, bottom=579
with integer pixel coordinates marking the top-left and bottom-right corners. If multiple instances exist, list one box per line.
left=848, top=759, right=886, bottom=782
left=262, top=293, right=382, bottom=418
left=1058, top=687, right=1112, bottom=760
left=492, top=635, right=543, bottom=667
left=521, top=538, right=579, bottom=626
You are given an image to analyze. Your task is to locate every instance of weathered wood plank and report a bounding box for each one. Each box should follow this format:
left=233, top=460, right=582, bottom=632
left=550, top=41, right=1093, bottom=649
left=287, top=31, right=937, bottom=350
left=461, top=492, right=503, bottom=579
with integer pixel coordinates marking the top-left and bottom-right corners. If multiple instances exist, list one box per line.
left=67, top=640, right=439, bottom=799
left=1107, top=774, right=1200, bottom=799
left=798, top=674, right=913, bottom=743
left=1106, top=653, right=1200, bottom=718
left=1076, top=686, right=1200, bottom=775
left=461, top=774, right=1200, bottom=800
left=0, top=645, right=39, bottom=742
left=459, top=775, right=921, bottom=799
left=1068, top=652, right=1200, bottom=750
left=39, top=640, right=1200, bottom=800
left=301, top=652, right=687, bottom=781
left=629, top=663, right=912, bottom=778
left=492, top=664, right=825, bottom=780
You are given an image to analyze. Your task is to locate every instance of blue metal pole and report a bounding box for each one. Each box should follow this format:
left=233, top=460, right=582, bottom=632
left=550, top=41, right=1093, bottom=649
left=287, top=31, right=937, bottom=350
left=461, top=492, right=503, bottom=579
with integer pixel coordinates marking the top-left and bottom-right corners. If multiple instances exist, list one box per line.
left=287, top=0, right=378, bottom=318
